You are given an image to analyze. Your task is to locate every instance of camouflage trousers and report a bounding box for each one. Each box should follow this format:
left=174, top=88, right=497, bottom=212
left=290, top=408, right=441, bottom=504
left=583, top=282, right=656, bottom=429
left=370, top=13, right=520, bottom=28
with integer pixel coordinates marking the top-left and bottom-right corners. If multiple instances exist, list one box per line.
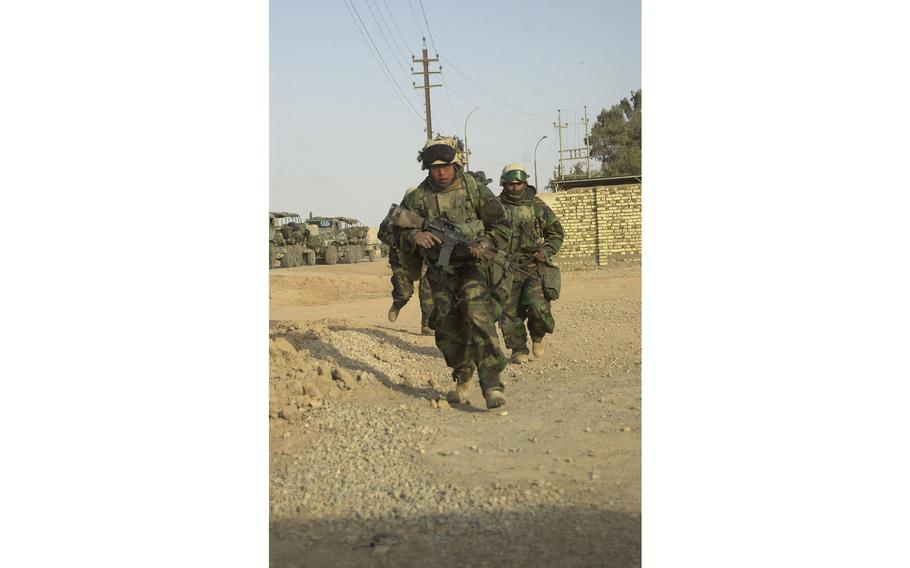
left=500, top=268, right=556, bottom=355
left=389, top=250, right=434, bottom=326
left=426, top=261, right=507, bottom=394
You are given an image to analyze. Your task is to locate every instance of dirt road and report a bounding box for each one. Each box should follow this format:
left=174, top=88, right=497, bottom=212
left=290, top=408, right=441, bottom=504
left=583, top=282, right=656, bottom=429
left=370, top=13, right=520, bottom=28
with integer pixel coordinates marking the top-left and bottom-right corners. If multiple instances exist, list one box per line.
left=269, top=260, right=641, bottom=567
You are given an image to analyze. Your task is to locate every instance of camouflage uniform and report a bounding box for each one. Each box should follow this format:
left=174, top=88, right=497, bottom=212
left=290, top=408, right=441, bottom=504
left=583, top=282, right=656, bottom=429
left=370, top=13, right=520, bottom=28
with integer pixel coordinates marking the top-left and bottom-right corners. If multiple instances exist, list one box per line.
left=394, top=171, right=512, bottom=397
left=498, top=183, right=564, bottom=356
left=388, top=251, right=434, bottom=329
left=379, top=189, right=435, bottom=329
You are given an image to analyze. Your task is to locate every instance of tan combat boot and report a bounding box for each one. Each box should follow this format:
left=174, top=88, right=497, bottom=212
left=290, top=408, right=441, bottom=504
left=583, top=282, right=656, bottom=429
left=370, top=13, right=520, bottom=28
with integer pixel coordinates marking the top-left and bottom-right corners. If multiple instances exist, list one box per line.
left=388, top=300, right=407, bottom=322
left=421, top=313, right=434, bottom=335
left=510, top=351, right=529, bottom=364
left=446, top=378, right=474, bottom=404
left=532, top=339, right=545, bottom=358
left=484, top=390, right=506, bottom=409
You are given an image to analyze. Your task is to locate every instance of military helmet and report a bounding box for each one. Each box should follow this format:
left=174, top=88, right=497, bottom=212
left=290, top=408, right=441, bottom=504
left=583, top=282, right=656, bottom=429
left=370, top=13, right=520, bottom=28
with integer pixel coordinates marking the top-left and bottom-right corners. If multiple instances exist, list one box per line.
left=471, top=170, right=493, bottom=185
left=500, top=163, right=529, bottom=185
left=418, top=136, right=465, bottom=170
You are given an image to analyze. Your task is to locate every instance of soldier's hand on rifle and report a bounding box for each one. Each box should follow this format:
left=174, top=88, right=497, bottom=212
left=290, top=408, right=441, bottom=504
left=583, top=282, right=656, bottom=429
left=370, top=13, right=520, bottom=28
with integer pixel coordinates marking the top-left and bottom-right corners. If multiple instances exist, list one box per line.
left=468, top=237, right=496, bottom=261
left=414, top=231, right=442, bottom=249
left=532, top=251, right=547, bottom=264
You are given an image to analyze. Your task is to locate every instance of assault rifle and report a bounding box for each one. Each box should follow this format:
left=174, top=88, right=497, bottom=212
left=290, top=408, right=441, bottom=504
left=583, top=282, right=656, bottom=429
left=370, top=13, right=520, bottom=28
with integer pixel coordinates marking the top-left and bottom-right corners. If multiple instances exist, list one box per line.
left=385, top=204, right=534, bottom=278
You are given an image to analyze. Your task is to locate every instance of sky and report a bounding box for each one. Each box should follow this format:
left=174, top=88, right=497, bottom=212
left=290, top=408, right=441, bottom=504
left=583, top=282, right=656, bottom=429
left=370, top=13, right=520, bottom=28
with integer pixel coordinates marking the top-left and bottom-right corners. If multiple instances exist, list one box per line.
left=270, top=0, right=641, bottom=225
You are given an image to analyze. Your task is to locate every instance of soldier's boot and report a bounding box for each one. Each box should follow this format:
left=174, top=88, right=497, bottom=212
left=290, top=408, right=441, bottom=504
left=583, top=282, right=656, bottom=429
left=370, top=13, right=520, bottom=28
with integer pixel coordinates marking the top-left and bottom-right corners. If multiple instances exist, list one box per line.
left=532, top=338, right=545, bottom=358
left=510, top=351, right=529, bottom=364
left=484, top=390, right=506, bottom=410
left=420, top=315, right=435, bottom=335
left=420, top=313, right=434, bottom=335
left=387, top=300, right=408, bottom=322
left=446, top=377, right=474, bottom=404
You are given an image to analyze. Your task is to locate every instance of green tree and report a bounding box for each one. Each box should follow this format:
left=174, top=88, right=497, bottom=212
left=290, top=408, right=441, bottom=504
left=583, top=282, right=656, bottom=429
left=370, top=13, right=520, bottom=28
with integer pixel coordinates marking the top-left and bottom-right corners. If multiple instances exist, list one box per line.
left=589, top=89, right=641, bottom=176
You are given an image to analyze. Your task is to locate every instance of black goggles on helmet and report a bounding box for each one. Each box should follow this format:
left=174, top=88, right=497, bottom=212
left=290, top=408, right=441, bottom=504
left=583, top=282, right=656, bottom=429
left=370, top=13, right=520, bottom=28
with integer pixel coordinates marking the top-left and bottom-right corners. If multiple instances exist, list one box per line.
left=420, top=144, right=457, bottom=169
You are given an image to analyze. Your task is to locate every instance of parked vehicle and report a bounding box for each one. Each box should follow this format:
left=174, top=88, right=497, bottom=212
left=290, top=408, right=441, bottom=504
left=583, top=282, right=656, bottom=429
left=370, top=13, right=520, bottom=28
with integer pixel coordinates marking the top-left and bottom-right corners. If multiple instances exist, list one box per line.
left=269, top=212, right=316, bottom=269
left=304, top=216, right=382, bottom=264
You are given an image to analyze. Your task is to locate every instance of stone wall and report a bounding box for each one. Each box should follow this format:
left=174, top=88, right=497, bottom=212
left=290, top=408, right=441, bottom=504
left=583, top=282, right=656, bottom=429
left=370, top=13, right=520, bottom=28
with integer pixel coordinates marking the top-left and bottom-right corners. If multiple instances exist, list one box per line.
left=537, top=183, right=642, bottom=269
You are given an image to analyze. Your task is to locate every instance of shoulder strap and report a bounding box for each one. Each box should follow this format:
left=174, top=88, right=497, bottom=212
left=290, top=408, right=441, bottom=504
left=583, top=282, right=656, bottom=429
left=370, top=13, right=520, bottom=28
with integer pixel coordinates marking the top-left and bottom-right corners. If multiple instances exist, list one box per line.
left=463, top=173, right=479, bottom=213
left=532, top=198, right=548, bottom=232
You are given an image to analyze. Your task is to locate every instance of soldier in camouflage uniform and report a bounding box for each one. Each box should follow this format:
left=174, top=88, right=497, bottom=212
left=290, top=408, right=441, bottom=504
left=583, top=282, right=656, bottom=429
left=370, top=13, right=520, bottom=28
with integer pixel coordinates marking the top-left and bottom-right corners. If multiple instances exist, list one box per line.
left=496, top=163, right=564, bottom=364
left=388, top=260, right=434, bottom=334
left=391, top=137, right=512, bottom=409
left=380, top=187, right=435, bottom=335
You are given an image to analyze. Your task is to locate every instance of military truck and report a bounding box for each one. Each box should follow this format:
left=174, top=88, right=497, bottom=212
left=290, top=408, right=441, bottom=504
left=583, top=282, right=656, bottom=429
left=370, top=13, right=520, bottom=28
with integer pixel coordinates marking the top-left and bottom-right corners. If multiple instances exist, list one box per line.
left=304, top=216, right=382, bottom=264
left=269, top=212, right=317, bottom=269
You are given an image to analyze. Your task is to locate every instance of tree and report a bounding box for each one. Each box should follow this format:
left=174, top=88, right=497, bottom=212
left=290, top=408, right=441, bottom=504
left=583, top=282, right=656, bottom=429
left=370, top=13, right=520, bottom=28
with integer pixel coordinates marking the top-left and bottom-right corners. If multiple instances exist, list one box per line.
left=563, top=162, right=588, bottom=180
left=589, top=89, right=641, bottom=176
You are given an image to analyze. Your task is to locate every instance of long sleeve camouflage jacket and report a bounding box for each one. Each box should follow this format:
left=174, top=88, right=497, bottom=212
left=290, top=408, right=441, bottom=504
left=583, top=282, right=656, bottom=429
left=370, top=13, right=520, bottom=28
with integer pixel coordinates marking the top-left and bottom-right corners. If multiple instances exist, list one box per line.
left=497, top=185, right=564, bottom=260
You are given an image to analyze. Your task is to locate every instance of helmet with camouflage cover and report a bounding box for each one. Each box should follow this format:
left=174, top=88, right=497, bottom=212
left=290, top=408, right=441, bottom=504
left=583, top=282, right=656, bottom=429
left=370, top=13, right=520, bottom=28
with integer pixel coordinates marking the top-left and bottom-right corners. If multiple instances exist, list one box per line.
left=500, top=163, right=529, bottom=185
left=470, top=170, right=493, bottom=185
left=417, top=135, right=466, bottom=170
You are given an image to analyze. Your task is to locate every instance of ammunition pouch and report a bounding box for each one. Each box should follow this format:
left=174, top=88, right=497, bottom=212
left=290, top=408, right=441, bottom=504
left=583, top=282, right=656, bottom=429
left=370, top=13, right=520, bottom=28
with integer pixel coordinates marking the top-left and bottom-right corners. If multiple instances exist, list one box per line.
left=488, top=259, right=513, bottom=306
left=537, top=261, right=561, bottom=301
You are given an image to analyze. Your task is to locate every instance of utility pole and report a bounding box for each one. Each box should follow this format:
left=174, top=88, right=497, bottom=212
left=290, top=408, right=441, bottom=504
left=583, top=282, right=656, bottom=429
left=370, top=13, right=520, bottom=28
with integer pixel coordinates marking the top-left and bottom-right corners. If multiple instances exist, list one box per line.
left=553, top=109, right=568, bottom=178
left=583, top=105, right=591, bottom=176
left=411, top=38, right=440, bottom=141
left=553, top=107, right=593, bottom=190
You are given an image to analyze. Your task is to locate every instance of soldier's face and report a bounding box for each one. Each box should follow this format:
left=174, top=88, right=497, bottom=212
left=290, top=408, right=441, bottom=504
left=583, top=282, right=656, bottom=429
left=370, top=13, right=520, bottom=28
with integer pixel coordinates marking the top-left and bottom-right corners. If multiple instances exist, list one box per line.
left=429, top=163, right=456, bottom=187
left=505, top=181, right=527, bottom=194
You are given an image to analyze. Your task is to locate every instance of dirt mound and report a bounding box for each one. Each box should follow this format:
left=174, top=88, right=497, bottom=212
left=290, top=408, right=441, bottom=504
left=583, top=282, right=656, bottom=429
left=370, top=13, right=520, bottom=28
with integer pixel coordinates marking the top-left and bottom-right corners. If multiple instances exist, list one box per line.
left=268, top=322, right=367, bottom=421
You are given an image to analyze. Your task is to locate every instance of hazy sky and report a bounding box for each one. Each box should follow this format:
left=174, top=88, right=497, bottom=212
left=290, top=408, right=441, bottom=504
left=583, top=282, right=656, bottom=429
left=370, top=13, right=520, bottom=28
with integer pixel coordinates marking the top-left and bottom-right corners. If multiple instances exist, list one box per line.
left=270, top=0, right=641, bottom=225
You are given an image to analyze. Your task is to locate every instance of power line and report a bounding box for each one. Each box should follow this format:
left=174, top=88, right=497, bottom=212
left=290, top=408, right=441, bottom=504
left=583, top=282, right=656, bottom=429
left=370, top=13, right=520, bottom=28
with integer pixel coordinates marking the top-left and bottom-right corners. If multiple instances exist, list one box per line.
left=411, top=39, right=441, bottom=140
left=416, top=0, right=458, bottom=137
left=417, top=0, right=439, bottom=56
left=440, top=55, right=550, bottom=121
left=441, top=69, right=460, bottom=138
left=405, top=0, right=430, bottom=120
left=348, top=0, right=423, bottom=119
left=414, top=0, right=551, bottom=128
left=464, top=146, right=514, bottom=168
left=381, top=0, right=412, bottom=59
left=364, top=0, right=409, bottom=78
left=442, top=81, right=549, bottom=130
left=410, top=0, right=456, bottom=137
left=407, top=0, right=427, bottom=38
left=414, top=1, right=504, bottom=137
left=342, top=0, right=423, bottom=122
left=476, top=106, right=549, bottom=130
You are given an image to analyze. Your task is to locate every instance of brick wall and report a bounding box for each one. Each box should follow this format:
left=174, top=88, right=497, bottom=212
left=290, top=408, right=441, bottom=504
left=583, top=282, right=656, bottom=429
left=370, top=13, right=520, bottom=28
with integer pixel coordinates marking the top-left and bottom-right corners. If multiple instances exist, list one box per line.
left=537, top=183, right=642, bottom=269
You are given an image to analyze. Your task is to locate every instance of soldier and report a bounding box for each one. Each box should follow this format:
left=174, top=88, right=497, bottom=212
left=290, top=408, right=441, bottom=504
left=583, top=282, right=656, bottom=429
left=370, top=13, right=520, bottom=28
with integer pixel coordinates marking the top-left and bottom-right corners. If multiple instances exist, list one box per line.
left=470, top=170, right=493, bottom=187
left=388, top=261, right=434, bottom=335
left=380, top=188, right=435, bottom=335
left=389, top=136, right=512, bottom=409
left=496, top=163, right=564, bottom=364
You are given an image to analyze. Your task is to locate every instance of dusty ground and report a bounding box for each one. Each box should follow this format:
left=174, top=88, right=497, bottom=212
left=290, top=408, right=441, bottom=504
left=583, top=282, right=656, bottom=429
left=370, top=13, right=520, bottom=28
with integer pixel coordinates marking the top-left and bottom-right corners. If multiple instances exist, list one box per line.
left=269, top=259, right=641, bottom=567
